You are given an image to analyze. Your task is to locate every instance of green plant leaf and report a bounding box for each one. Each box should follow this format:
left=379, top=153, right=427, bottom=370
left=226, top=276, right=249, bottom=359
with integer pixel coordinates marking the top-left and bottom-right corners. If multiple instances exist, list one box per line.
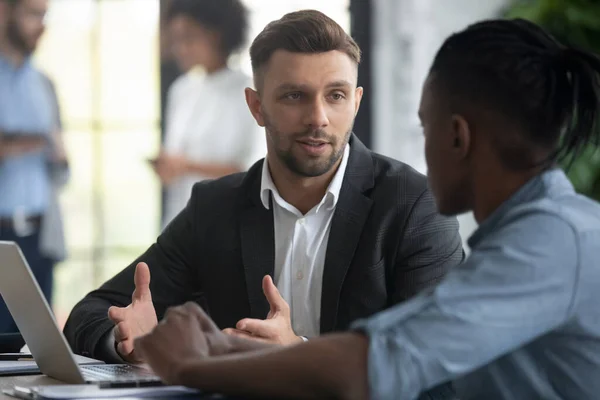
left=565, top=6, right=600, bottom=29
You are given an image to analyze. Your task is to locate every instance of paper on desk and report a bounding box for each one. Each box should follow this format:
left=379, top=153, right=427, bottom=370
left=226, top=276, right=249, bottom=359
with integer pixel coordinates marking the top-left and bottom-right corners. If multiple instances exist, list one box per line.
left=27, top=385, right=201, bottom=399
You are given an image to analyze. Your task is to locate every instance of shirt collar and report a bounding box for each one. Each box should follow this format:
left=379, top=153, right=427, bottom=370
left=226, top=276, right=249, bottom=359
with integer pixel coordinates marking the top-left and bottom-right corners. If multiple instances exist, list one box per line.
left=468, top=167, right=575, bottom=248
left=0, top=51, right=32, bottom=73
left=260, top=143, right=351, bottom=212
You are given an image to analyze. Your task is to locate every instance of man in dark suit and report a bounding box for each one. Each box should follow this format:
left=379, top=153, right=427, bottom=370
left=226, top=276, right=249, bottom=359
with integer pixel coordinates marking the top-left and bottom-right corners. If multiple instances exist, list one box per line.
left=63, top=8, right=463, bottom=364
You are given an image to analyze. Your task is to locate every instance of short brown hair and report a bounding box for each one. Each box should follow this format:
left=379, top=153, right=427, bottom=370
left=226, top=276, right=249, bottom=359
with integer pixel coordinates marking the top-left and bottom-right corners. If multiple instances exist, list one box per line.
left=249, top=9, right=361, bottom=88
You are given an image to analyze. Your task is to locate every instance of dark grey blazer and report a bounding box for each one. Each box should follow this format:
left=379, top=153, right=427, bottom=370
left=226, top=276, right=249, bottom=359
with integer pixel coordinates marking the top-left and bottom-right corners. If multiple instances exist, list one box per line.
left=63, top=134, right=464, bottom=360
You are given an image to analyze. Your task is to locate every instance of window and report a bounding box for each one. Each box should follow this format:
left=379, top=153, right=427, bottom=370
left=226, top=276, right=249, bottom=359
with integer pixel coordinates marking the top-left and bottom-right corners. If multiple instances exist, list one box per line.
left=36, top=0, right=161, bottom=326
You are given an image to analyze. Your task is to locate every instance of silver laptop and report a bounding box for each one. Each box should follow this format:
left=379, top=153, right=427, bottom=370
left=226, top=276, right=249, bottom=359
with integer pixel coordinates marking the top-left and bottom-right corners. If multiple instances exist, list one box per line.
left=0, top=241, right=162, bottom=387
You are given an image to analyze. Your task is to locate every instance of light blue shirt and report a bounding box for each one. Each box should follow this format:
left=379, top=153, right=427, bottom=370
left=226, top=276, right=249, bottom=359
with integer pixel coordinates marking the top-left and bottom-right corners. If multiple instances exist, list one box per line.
left=353, top=168, right=600, bottom=400
left=0, top=54, right=54, bottom=217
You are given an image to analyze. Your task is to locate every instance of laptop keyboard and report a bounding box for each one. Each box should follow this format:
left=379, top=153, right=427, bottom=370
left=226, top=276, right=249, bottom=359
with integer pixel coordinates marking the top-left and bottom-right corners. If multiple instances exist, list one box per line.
left=80, top=364, right=162, bottom=386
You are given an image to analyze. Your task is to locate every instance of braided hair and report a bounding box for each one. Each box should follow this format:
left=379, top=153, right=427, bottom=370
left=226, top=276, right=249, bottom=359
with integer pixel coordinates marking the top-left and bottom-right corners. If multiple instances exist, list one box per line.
left=429, top=18, right=600, bottom=170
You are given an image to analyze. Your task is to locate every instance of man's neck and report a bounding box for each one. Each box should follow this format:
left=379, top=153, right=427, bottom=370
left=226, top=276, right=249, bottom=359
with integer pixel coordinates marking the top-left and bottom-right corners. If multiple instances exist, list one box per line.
left=472, top=166, right=542, bottom=224
left=204, top=59, right=228, bottom=75
left=0, top=38, right=26, bottom=67
left=267, top=156, right=342, bottom=215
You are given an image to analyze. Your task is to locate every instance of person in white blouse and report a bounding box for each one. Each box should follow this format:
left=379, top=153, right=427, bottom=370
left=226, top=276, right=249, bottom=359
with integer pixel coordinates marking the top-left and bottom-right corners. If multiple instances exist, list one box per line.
left=154, top=0, right=266, bottom=227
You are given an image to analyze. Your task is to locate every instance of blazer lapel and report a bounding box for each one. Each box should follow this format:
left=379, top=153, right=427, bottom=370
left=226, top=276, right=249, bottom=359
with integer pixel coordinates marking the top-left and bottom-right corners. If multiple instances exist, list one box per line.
left=320, top=135, right=374, bottom=333
left=239, top=161, right=275, bottom=319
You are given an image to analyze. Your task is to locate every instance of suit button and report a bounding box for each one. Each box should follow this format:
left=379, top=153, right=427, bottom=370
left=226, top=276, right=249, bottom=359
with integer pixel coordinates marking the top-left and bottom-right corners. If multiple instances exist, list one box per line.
left=296, top=271, right=304, bottom=280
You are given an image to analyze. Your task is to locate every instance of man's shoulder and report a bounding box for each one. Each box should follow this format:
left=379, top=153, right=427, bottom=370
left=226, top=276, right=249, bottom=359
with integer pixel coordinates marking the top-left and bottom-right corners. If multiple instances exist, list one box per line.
left=189, top=160, right=263, bottom=207
left=168, top=71, right=204, bottom=101
left=23, top=65, right=55, bottom=92
left=35, top=70, right=59, bottom=98
left=33, top=68, right=51, bottom=83
left=222, top=68, right=253, bottom=88
left=191, top=171, right=248, bottom=199
left=501, top=193, right=600, bottom=254
left=368, top=151, right=429, bottom=197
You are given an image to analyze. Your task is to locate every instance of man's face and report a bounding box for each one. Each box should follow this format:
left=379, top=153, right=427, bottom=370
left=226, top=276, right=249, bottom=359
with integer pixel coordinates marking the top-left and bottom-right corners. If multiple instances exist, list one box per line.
left=2, top=0, right=47, bottom=55
left=420, top=74, right=471, bottom=216
left=248, top=50, right=362, bottom=178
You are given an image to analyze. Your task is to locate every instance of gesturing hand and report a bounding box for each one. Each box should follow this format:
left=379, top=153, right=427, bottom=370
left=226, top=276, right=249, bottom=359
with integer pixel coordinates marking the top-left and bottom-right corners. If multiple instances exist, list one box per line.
left=0, top=136, right=47, bottom=158
left=223, top=275, right=302, bottom=345
left=107, top=262, right=158, bottom=363
left=151, top=152, right=188, bottom=185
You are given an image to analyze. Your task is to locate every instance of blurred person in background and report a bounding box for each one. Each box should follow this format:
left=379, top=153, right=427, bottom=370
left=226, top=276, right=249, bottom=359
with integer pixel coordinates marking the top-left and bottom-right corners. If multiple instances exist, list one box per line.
left=0, top=0, right=69, bottom=333
left=154, top=0, right=266, bottom=228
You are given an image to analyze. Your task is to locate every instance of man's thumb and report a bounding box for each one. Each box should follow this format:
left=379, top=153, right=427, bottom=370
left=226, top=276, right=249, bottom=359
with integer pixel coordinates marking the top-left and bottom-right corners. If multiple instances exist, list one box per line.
left=262, top=275, right=287, bottom=314
left=132, top=262, right=152, bottom=303
left=108, top=306, right=126, bottom=322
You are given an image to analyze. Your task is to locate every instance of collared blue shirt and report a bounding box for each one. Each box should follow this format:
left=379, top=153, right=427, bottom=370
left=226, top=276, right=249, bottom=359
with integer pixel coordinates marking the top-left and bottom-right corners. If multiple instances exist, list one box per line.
left=353, top=168, right=600, bottom=400
left=0, top=54, right=54, bottom=216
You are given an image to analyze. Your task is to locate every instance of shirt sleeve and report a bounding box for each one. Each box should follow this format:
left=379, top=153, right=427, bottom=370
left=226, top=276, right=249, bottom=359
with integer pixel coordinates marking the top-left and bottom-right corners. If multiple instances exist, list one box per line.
left=43, top=74, right=62, bottom=132
left=40, top=73, right=70, bottom=182
left=162, top=75, right=188, bottom=152
left=351, top=209, right=579, bottom=400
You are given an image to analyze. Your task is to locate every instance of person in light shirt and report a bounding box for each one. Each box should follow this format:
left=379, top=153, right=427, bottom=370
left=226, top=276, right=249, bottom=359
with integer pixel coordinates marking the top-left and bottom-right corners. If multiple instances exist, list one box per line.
left=154, top=0, right=266, bottom=228
left=135, top=18, right=600, bottom=400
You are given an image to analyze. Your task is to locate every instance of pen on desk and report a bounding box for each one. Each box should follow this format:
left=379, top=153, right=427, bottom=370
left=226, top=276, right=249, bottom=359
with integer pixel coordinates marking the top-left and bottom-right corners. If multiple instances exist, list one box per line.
left=11, top=386, right=33, bottom=400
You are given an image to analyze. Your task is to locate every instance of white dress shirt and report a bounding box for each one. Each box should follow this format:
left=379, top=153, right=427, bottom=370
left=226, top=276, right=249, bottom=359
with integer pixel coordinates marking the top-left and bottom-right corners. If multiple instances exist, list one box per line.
left=259, top=144, right=350, bottom=338
left=162, top=67, right=266, bottom=228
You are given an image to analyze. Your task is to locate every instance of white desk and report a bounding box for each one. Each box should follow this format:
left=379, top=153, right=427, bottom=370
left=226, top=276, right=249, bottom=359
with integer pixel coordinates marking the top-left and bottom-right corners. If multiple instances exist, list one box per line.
left=0, top=375, right=61, bottom=399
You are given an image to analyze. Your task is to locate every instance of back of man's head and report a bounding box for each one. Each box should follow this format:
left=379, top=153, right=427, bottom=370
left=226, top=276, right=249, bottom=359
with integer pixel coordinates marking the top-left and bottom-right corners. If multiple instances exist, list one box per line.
left=429, top=18, right=600, bottom=171
left=249, top=9, right=361, bottom=89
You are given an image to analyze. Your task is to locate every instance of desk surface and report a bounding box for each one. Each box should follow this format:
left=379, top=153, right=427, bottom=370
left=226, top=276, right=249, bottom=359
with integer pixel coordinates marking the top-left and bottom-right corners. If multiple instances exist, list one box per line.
left=0, top=374, right=61, bottom=399
left=0, top=374, right=256, bottom=399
